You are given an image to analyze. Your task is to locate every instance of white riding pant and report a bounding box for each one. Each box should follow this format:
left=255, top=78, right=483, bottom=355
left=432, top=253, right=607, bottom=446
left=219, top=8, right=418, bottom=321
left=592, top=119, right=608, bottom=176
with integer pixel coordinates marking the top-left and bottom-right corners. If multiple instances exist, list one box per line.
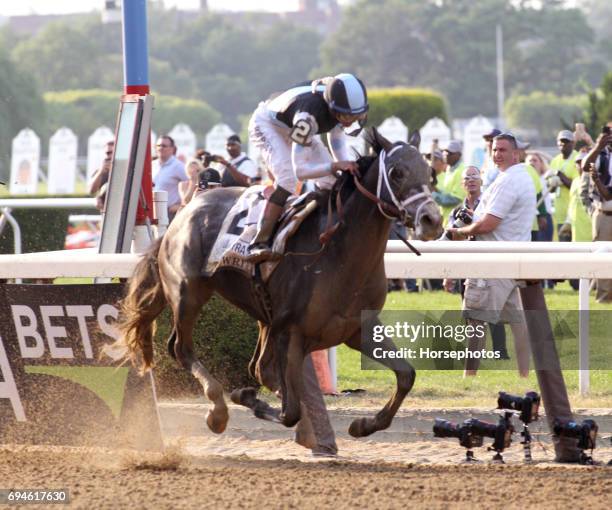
left=248, top=102, right=336, bottom=193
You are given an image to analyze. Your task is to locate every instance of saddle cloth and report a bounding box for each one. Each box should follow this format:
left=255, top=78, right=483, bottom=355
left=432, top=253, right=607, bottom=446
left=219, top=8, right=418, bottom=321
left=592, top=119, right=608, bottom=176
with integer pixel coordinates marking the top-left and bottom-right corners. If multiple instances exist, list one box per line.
left=203, top=186, right=318, bottom=281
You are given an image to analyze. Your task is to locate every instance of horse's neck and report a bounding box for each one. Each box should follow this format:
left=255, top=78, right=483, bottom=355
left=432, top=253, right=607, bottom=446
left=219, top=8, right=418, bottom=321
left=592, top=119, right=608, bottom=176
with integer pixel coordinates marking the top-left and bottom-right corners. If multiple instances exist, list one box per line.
left=339, top=163, right=392, bottom=263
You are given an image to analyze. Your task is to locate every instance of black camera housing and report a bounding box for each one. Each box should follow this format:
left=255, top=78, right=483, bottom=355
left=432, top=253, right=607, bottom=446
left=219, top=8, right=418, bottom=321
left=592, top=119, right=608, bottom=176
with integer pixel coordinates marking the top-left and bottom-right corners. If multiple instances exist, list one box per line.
left=497, top=391, right=540, bottom=424
left=433, top=416, right=513, bottom=452
left=553, top=419, right=598, bottom=451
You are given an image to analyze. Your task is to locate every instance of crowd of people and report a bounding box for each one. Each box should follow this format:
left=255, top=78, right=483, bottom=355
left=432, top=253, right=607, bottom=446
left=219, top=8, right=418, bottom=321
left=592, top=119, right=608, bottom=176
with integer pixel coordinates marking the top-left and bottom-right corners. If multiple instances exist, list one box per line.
left=89, top=97, right=612, bottom=302
left=427, top=124, right=612, bottom=304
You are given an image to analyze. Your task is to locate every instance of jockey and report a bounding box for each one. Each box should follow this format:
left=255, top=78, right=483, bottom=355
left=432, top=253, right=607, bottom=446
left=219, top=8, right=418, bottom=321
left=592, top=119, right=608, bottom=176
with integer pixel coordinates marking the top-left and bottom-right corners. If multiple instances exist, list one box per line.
left=246, top=73, right=369, bottom=262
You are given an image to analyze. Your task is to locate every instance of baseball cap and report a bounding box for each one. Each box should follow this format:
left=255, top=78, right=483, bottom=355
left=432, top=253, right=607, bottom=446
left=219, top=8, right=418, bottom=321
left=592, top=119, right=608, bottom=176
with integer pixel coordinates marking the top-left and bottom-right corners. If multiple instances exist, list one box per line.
left=516, top=140, right=531, bottom=150
left=557, top=130, right=574, bottom=142
left=442, top=140, right=463, bottom=153
left=226, top=134, right=241, bottom=145
left=483, top=128, right=502, bottom=140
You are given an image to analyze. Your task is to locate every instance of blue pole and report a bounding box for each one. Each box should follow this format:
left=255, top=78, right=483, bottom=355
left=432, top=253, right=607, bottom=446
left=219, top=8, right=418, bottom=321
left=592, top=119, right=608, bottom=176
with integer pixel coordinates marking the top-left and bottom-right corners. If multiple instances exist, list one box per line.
left=121, top=0, right=152, bottom=223
left=122, top=0, right=150, bottom=92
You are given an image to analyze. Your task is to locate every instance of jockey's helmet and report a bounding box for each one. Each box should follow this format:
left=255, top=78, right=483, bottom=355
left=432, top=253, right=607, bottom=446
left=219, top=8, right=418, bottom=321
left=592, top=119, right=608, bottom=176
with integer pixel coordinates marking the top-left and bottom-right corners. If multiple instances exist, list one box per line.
left=324, top=73, right=369, bottom=117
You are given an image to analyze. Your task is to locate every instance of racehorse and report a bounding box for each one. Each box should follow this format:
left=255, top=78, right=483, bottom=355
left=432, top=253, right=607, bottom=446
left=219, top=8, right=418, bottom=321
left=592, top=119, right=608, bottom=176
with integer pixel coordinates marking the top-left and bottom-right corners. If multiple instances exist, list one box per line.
left=116, top=127, right=442, bottom=438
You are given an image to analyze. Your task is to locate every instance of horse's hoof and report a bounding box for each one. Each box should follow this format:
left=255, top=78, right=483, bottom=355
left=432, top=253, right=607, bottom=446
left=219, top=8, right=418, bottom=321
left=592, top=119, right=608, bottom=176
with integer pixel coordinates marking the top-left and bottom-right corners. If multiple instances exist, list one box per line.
left=253, top=402, right=282, bottom=423
left=230, top=387, right=257, bottom=407
left=206, top=409, right=228, bottom=434
left=280, top=411, right=300, bottom=428
left=348, top=417, right=372, bottom=438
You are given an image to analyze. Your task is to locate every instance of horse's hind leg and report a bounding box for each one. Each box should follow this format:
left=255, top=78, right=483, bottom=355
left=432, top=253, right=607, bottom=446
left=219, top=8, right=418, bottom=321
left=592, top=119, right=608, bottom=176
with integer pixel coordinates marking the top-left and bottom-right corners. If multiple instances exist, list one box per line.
left=344, top=317, right=415, bottom=437
left=278, top=326, right=304, bottom=428
left=171, top=278, right=228, bottom=434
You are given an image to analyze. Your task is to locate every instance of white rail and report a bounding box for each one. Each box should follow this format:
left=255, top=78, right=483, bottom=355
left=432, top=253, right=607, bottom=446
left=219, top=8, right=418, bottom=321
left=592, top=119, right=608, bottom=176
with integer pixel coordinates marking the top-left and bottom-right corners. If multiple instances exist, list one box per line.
left=1, top=246, right=610, bottom=396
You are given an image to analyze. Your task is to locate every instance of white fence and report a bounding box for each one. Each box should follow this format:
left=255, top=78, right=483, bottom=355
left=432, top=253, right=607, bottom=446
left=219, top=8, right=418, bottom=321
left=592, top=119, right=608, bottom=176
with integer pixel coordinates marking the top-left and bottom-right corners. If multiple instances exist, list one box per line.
left=1, top=242, right=611, bottom=395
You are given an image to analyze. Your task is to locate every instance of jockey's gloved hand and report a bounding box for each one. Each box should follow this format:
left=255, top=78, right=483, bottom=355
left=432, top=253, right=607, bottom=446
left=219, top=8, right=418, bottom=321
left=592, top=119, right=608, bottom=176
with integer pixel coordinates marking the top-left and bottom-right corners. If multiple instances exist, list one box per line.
left=332, top=160, right=359, bottom=177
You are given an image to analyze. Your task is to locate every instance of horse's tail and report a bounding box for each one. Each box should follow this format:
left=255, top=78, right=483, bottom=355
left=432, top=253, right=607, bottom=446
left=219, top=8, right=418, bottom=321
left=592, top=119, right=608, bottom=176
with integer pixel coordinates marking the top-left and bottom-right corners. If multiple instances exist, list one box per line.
left=114, top=238, right=166, bottom=373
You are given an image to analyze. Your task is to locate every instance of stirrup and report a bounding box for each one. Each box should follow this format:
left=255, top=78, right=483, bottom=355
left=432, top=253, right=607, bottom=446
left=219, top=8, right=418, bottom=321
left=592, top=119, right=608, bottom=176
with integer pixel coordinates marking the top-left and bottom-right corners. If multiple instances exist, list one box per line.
left=245, top=243, right=281, bottom=263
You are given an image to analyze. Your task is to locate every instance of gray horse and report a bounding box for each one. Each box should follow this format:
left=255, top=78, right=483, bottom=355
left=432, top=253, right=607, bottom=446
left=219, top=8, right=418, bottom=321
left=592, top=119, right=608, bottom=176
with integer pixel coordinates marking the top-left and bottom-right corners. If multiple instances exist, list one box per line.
left=116, top=127, right=442, bottom=437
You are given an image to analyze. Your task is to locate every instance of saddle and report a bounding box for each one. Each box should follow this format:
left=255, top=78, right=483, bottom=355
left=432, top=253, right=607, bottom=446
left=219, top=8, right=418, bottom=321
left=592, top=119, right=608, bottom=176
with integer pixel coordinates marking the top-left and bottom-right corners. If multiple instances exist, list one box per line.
left=203, top=186, right=319, bottom=282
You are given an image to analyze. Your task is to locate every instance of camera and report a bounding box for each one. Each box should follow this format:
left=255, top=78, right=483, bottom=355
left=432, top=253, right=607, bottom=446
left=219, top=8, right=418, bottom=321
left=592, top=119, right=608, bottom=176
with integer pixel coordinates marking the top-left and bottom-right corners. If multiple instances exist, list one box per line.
left=433, top=418, right=484, bottom=450
left=602, top=125, right=611, bottom=135
left=442, top=206, right=473, bottom=240
left=197, top=150, right=220, bottom=168
left=553, top=419, right=598, bottom=451
left=433, top=415, right=513, bottom=461
left=497, top=391, right=540, bottom=424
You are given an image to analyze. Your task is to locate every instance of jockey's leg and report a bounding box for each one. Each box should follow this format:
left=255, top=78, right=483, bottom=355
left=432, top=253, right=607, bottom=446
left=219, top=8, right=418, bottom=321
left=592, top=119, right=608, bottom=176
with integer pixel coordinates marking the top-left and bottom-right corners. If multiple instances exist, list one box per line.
left=247, top=109, right=297, bottom=262
left=247, top=185, right=291, bottom=262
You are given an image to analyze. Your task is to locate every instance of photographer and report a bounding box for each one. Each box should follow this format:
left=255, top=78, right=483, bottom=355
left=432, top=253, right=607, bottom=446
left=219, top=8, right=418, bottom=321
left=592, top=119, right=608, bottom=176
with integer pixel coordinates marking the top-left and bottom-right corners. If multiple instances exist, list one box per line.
left=218, top=134, right=260, bottom=188
left=88, top=140, right=114, bottom=211
left=443, top=165, right=509, bottom=360
left=448, top=134, right=535, bottom=377
left=580, top=124, right=612, bottom=302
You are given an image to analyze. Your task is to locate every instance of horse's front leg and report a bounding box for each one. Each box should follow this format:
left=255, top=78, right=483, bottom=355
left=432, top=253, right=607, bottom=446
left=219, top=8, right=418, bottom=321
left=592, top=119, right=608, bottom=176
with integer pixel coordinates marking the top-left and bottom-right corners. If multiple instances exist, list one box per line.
left=170, top=279, right=229, bottom=434
left=279, top=326, right=304, bottom=428
left=344, top=316, right=415, bottom=437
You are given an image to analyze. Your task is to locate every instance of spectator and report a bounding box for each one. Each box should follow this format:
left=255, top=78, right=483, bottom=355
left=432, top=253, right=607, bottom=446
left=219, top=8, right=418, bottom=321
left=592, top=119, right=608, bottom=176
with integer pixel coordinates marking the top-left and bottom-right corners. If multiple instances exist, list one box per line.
left=443, top=165, right=510, bottom=359
left=88, top=140, right=114, bottom=211
left=217, top=134, right=260, bottom=187
left=526, top=151, right=554, bottom=243
left=433, top=140, right=466, bottom=222
left=179, top=158, right=204, bottom=208
left=581, top=125, right=612, bottom=302
left=517, top=141, right=547, bottom=241
left=448, top=134, right=535, bottom=377
left=549, top=130, right=579, bottom=241
left=481, top=128, right=502, bottom=189
left=565, top=150, right=592, bottom=243
left=197, top=167, right=222, bottom=191
left=153, top=135, right=188, bottom=222
left=426, top=148, right=446, bottom=190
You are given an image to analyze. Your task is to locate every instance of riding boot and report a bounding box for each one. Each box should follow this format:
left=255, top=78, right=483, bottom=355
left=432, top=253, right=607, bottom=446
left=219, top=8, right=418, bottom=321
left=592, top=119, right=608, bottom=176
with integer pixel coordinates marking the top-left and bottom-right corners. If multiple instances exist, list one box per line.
left=246, top=201, right=284, bottom=263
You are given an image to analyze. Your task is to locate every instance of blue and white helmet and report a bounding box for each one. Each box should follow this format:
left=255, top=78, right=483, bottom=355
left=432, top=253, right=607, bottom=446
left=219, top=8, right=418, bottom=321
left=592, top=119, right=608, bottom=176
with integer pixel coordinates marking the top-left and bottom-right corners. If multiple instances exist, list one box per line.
left=324, top=73, right=368, bottom=116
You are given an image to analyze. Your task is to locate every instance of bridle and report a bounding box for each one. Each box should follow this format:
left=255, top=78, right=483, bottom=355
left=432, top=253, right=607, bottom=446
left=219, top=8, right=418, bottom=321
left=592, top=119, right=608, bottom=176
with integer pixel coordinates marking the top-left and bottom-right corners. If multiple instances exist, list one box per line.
left=353, top=144, right=435, bottom=226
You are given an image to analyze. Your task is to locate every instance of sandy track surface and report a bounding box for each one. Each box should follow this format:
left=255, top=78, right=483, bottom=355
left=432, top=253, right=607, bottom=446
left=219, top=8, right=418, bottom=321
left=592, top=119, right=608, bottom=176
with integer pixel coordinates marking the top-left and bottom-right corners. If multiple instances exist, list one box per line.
left=1, top=445, right=611, bottom=510
left=2, top=404, right=611, bottom=509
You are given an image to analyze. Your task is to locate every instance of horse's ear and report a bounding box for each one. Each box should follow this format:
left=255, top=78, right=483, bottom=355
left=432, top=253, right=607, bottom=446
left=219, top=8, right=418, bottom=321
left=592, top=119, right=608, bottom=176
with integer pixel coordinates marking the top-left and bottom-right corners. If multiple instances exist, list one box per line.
left=409, top=129, right=421, bottom=150
left=364, top=126, right=393, bottom=155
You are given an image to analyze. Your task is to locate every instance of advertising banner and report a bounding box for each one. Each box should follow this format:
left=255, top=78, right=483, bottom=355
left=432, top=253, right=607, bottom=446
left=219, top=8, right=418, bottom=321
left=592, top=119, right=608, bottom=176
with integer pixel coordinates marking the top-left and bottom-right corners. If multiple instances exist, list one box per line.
left=0, top=284, right=162, bottom=450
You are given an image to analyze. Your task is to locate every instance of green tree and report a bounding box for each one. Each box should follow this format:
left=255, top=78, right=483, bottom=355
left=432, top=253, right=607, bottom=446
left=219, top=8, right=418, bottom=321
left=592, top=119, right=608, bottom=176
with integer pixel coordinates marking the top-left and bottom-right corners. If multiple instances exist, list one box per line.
left=0, top=41, right=46, bottom=183
left=320, top=0, right=597, bottom=118
left=43, top=89, right=220, bottom=154
left=505, top=91, right=586, bottom=144
left=12, top=21, right=105, bottom=91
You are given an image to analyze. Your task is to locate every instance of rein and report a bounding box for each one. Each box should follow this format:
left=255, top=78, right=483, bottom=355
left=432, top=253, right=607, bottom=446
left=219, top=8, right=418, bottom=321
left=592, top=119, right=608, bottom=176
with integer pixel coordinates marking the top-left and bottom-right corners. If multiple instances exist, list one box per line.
left=288, top=146, right=429, bottom=263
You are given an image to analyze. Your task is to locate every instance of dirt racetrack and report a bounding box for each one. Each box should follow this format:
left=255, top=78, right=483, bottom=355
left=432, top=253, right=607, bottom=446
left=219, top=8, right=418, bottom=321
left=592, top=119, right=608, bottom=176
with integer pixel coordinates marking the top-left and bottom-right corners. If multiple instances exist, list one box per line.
left=1, top=443, right=611, bottom=509
left=2, top=405, right=611, bottom=508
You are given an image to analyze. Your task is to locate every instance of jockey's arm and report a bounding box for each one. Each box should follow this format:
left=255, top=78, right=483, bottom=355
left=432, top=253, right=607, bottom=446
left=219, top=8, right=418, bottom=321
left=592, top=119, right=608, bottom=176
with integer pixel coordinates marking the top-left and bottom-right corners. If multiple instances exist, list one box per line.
left=292, top=142, right=333, bottom=180
left=327, top=124, right=352, bottom=162
left=291, top=112, right=357, bottom=181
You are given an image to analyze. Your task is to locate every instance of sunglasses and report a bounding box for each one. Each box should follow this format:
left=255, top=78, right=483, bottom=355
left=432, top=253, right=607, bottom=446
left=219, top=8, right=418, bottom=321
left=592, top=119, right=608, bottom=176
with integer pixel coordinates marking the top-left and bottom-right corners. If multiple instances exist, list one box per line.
left=156, top=144, right=172, bottom=148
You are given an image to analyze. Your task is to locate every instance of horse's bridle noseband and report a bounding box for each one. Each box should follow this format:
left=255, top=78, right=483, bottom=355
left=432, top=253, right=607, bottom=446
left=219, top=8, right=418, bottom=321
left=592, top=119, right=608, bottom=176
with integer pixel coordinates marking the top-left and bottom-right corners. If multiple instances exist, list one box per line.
left=354, top=145, right=436, bottom=225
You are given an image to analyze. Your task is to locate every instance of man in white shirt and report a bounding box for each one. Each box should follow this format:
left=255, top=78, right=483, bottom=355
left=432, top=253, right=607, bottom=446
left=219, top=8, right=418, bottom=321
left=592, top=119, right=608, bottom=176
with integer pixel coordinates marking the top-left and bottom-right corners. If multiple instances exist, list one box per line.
left=448, top=133, right=536, bottom=377
left=153, top=135, right=188, bottom=222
